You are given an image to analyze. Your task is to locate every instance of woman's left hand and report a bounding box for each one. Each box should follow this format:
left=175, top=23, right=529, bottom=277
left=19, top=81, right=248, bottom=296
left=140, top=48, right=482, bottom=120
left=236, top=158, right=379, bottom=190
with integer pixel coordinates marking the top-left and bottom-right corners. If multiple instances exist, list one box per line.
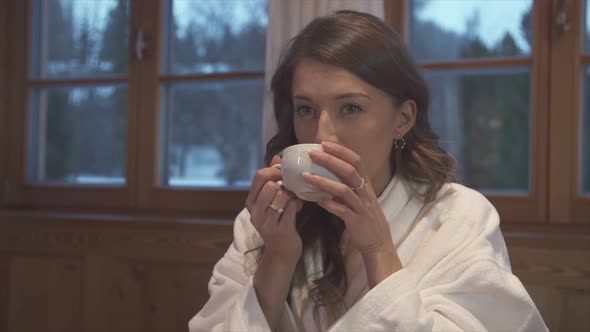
left=303, top=141, right=402, bottom=285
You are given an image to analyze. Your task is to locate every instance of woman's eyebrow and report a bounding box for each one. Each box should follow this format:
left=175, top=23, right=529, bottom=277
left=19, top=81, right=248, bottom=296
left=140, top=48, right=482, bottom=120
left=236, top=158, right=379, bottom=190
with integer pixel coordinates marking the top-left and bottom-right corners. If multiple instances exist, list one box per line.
left=293, top=92, right=371, bottom=100
left=293, top=94, right=313, bottom=101
left=333, top=92, right=371, bottom=100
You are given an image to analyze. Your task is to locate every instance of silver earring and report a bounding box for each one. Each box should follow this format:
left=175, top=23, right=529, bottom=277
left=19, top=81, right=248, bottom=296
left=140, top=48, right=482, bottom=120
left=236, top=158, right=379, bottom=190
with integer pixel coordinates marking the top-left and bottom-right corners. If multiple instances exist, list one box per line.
left=394, top=135, right=406, bottom=150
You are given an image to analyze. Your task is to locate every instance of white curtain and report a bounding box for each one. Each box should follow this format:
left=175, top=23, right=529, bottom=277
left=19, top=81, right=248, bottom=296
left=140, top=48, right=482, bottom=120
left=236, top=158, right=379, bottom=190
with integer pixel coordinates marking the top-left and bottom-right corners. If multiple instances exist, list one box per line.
left=261, top=0, right=385, bottom=154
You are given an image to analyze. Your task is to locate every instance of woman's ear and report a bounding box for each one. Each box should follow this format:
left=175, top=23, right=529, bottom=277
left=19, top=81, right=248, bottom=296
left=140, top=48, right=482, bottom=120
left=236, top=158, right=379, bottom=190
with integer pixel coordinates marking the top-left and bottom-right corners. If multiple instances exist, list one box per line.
left=396, top=100, right=417, bottom=136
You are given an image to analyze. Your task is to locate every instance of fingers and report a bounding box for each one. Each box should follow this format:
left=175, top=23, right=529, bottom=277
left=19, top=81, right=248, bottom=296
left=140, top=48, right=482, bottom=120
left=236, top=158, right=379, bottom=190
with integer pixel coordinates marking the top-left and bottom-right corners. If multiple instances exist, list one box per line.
left=266, top=189, right=295, bottom=225
left=269, top=155, right=282, bottom=167
left=320, top=141, right=367, bottom=179
left=316, top=198, right=354, bottom=222
left=245, top=156, right=282, bottom=213
left=281, top=199, right=303, bottom=231
left=308, top=149, right=365, bottom=190
left=302, top=171, right=364, bottom=213
left=250, top=181, right=281, bottom=230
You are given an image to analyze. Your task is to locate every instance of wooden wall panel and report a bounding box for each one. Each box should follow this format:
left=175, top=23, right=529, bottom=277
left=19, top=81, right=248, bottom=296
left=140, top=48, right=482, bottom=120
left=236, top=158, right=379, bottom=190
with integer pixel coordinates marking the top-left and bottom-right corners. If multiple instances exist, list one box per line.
left=84, top=256, right=142, bottom=332
left=509, top=247, right=590, bottom=289
left=143, top=263, right=212, bottom=332
left=47, top=257, right=83, bottom=332
left=0, top=213, right=588, bottom=331
left=527, top=286, right=590, bottom=332
left=8, top=256, right=84, bottom=332
left=0, top=255, right=10, bottom=332
left=8, top=257, right=50, bottom=332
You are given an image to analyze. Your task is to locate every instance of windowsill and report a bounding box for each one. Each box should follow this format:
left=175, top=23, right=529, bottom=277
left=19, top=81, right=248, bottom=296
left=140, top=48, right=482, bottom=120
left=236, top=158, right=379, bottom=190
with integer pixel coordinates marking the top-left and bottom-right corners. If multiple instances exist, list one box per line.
left=0, top=206, right=236, bottom=226
left=1, top=207, right=588, bottom=240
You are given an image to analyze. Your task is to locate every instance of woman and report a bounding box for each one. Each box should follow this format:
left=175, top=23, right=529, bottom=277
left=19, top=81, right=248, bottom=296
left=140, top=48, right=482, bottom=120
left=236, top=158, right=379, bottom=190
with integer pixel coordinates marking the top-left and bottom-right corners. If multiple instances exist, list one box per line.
left=189, top=10, right=547, bottom=332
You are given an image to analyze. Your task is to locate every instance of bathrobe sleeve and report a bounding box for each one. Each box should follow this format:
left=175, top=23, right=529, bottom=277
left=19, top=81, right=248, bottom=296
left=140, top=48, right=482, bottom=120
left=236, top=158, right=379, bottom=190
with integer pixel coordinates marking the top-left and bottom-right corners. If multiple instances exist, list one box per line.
left=188, top=208, right=289, bottom=332
left=329, top=187, right=548, bottom=332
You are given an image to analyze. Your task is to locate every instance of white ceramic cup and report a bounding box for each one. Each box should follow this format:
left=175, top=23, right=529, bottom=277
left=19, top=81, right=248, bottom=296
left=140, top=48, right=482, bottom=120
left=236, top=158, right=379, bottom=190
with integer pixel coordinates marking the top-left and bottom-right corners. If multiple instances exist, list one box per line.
left=281, top=143, right=341, bottom=202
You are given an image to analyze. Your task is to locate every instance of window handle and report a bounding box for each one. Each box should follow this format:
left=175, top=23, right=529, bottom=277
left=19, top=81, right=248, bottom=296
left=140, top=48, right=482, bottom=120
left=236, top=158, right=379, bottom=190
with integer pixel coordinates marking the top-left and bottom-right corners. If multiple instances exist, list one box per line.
left=555, top=0, right=572, bottom=35
left=135, top=28, right=150, bottom=61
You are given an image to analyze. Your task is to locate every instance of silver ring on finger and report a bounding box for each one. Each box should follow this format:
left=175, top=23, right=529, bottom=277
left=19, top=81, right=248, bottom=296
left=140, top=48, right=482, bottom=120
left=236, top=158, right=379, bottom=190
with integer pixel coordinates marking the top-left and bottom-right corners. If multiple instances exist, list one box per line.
left=268, top=203, right=285, bottom=214
left=350, top=177, right=365, bottom=192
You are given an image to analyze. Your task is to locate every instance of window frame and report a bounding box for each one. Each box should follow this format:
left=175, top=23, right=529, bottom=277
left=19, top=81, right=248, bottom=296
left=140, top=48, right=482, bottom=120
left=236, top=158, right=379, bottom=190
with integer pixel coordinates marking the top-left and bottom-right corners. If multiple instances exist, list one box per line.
left=1, top=0, right=587, bottom=223
left=134, top=0, right=262, bottom=216
left=387, top=0, right=551, bottom=223
left=548, top=0, right=590, bottom=223
left=1, top=0, right=263, bottom=218
left=3, top=0, right=141, bottom=210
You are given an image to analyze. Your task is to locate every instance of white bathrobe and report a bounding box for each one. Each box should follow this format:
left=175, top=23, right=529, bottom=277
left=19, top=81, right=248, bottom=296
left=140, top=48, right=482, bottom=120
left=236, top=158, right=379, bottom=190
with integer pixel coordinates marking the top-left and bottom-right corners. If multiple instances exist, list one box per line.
left=188, top=177, right=547, bottom=332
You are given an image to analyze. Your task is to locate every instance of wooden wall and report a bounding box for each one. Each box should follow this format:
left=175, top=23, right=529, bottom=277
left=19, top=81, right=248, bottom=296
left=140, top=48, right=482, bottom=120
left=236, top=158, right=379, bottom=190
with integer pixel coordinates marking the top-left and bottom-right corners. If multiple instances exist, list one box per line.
left=0, top=212, right=234, bottom=332
left=0, top=212, right=588, bottom=332
left=504, top=225, right=590, bottom=331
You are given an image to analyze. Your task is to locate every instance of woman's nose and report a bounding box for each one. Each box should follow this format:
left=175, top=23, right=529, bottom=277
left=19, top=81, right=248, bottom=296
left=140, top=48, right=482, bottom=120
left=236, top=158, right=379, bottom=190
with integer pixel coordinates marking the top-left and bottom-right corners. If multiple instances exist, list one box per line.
left=314, top=111, right=338, bottom=144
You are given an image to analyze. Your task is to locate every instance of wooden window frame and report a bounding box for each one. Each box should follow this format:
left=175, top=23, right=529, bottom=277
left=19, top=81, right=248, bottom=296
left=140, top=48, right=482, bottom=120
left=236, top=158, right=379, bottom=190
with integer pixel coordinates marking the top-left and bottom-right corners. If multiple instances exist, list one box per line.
left=1, top=0, right=264, bottom=218
left=134, top=0, right=262, bottom=217
left=3, top=0, right=142, bottom=210
left=2, top=0, right=587, bottom=223
left=549, top=0, right=590, bottom=224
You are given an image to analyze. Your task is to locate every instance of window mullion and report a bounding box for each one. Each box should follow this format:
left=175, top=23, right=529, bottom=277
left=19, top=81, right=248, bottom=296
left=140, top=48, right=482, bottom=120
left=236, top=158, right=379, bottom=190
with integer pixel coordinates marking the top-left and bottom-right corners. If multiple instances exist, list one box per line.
left=135, top=0, right=163, bottom=209
left=548, top=0, right=583, bottom=223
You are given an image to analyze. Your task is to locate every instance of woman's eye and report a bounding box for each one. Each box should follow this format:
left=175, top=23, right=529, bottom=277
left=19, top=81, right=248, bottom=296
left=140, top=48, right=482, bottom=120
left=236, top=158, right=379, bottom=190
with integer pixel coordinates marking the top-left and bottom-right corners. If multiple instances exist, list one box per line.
left=342, top=104, right=362, bottom=115
left=295, top=106, right=314, bottom=117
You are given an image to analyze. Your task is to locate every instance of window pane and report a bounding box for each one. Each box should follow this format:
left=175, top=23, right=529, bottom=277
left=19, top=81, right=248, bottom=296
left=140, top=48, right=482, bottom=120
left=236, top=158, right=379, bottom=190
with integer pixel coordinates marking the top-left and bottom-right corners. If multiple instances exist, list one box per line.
left=165, top=0, right=267, bottom=74
left=161, top=79, right=264, bottom=188
left=32, top=0, right=129, bottom=78
left=28, top=86, right=127, bottom=184
left=409, top=0, right=532, bottom=62
left=582, top=66, right=590, bottom=195
left=426, top=69, right=531, bottom=193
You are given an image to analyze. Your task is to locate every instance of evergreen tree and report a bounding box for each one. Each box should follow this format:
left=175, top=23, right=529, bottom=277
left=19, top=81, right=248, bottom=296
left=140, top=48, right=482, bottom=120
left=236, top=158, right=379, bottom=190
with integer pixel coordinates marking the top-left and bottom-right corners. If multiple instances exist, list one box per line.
left=175, top=22, right=199, bottom=70
left=45, top=90, right=74, bottom=180
left=44, top=0, right=75, bottom=181
left=47, top=0, right=75, bottom=63
left=96, top=0, right=128, bottom=178
left=99, top=0, right=128, bottom=73
left=77, top=19, right=93, bottom=66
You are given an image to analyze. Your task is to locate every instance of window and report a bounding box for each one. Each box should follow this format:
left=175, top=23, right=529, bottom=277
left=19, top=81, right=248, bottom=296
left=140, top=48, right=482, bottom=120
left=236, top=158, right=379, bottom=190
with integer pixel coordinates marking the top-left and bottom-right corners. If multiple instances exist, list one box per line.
left=28, top=0, right=129, bottom=185
left=2, top=0, right=587, bottom=223
left=406, top=0, right=546, bottom=222
left=384, top=0, right=588, bottom=223
left=160, top=1, right=266, bottom=188
left=3, top=0, right=267, bottom=216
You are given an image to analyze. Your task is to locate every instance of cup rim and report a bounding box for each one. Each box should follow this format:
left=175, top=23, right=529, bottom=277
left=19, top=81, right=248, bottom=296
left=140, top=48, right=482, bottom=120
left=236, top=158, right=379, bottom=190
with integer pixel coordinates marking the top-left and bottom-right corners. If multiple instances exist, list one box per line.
left=281, top=143, right=322, bottom=156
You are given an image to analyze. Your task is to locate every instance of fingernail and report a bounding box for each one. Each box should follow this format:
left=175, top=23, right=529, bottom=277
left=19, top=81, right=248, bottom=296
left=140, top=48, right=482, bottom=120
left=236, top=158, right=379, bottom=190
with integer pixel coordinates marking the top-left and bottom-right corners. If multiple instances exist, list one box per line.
left=302, top=172, right=314, bottom=179
left=321, top=141, right=332, bottom=149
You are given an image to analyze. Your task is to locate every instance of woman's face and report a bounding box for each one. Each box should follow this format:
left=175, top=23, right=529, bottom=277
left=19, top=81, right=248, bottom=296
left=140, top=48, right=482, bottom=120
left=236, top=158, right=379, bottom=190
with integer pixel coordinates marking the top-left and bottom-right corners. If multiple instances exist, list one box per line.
left=292, top=58, right=412, bottom=195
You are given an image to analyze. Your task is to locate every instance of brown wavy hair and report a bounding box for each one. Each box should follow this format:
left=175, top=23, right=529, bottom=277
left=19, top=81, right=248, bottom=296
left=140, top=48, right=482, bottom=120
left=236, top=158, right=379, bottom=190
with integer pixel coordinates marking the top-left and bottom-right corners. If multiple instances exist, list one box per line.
left=263, top=10, right=455, bottom=327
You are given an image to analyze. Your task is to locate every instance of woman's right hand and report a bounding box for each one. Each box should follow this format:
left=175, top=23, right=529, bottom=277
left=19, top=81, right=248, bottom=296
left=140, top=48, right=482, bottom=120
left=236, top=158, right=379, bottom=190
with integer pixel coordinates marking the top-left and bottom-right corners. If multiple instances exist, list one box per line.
left=245, top=155, right=304, bottom=266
